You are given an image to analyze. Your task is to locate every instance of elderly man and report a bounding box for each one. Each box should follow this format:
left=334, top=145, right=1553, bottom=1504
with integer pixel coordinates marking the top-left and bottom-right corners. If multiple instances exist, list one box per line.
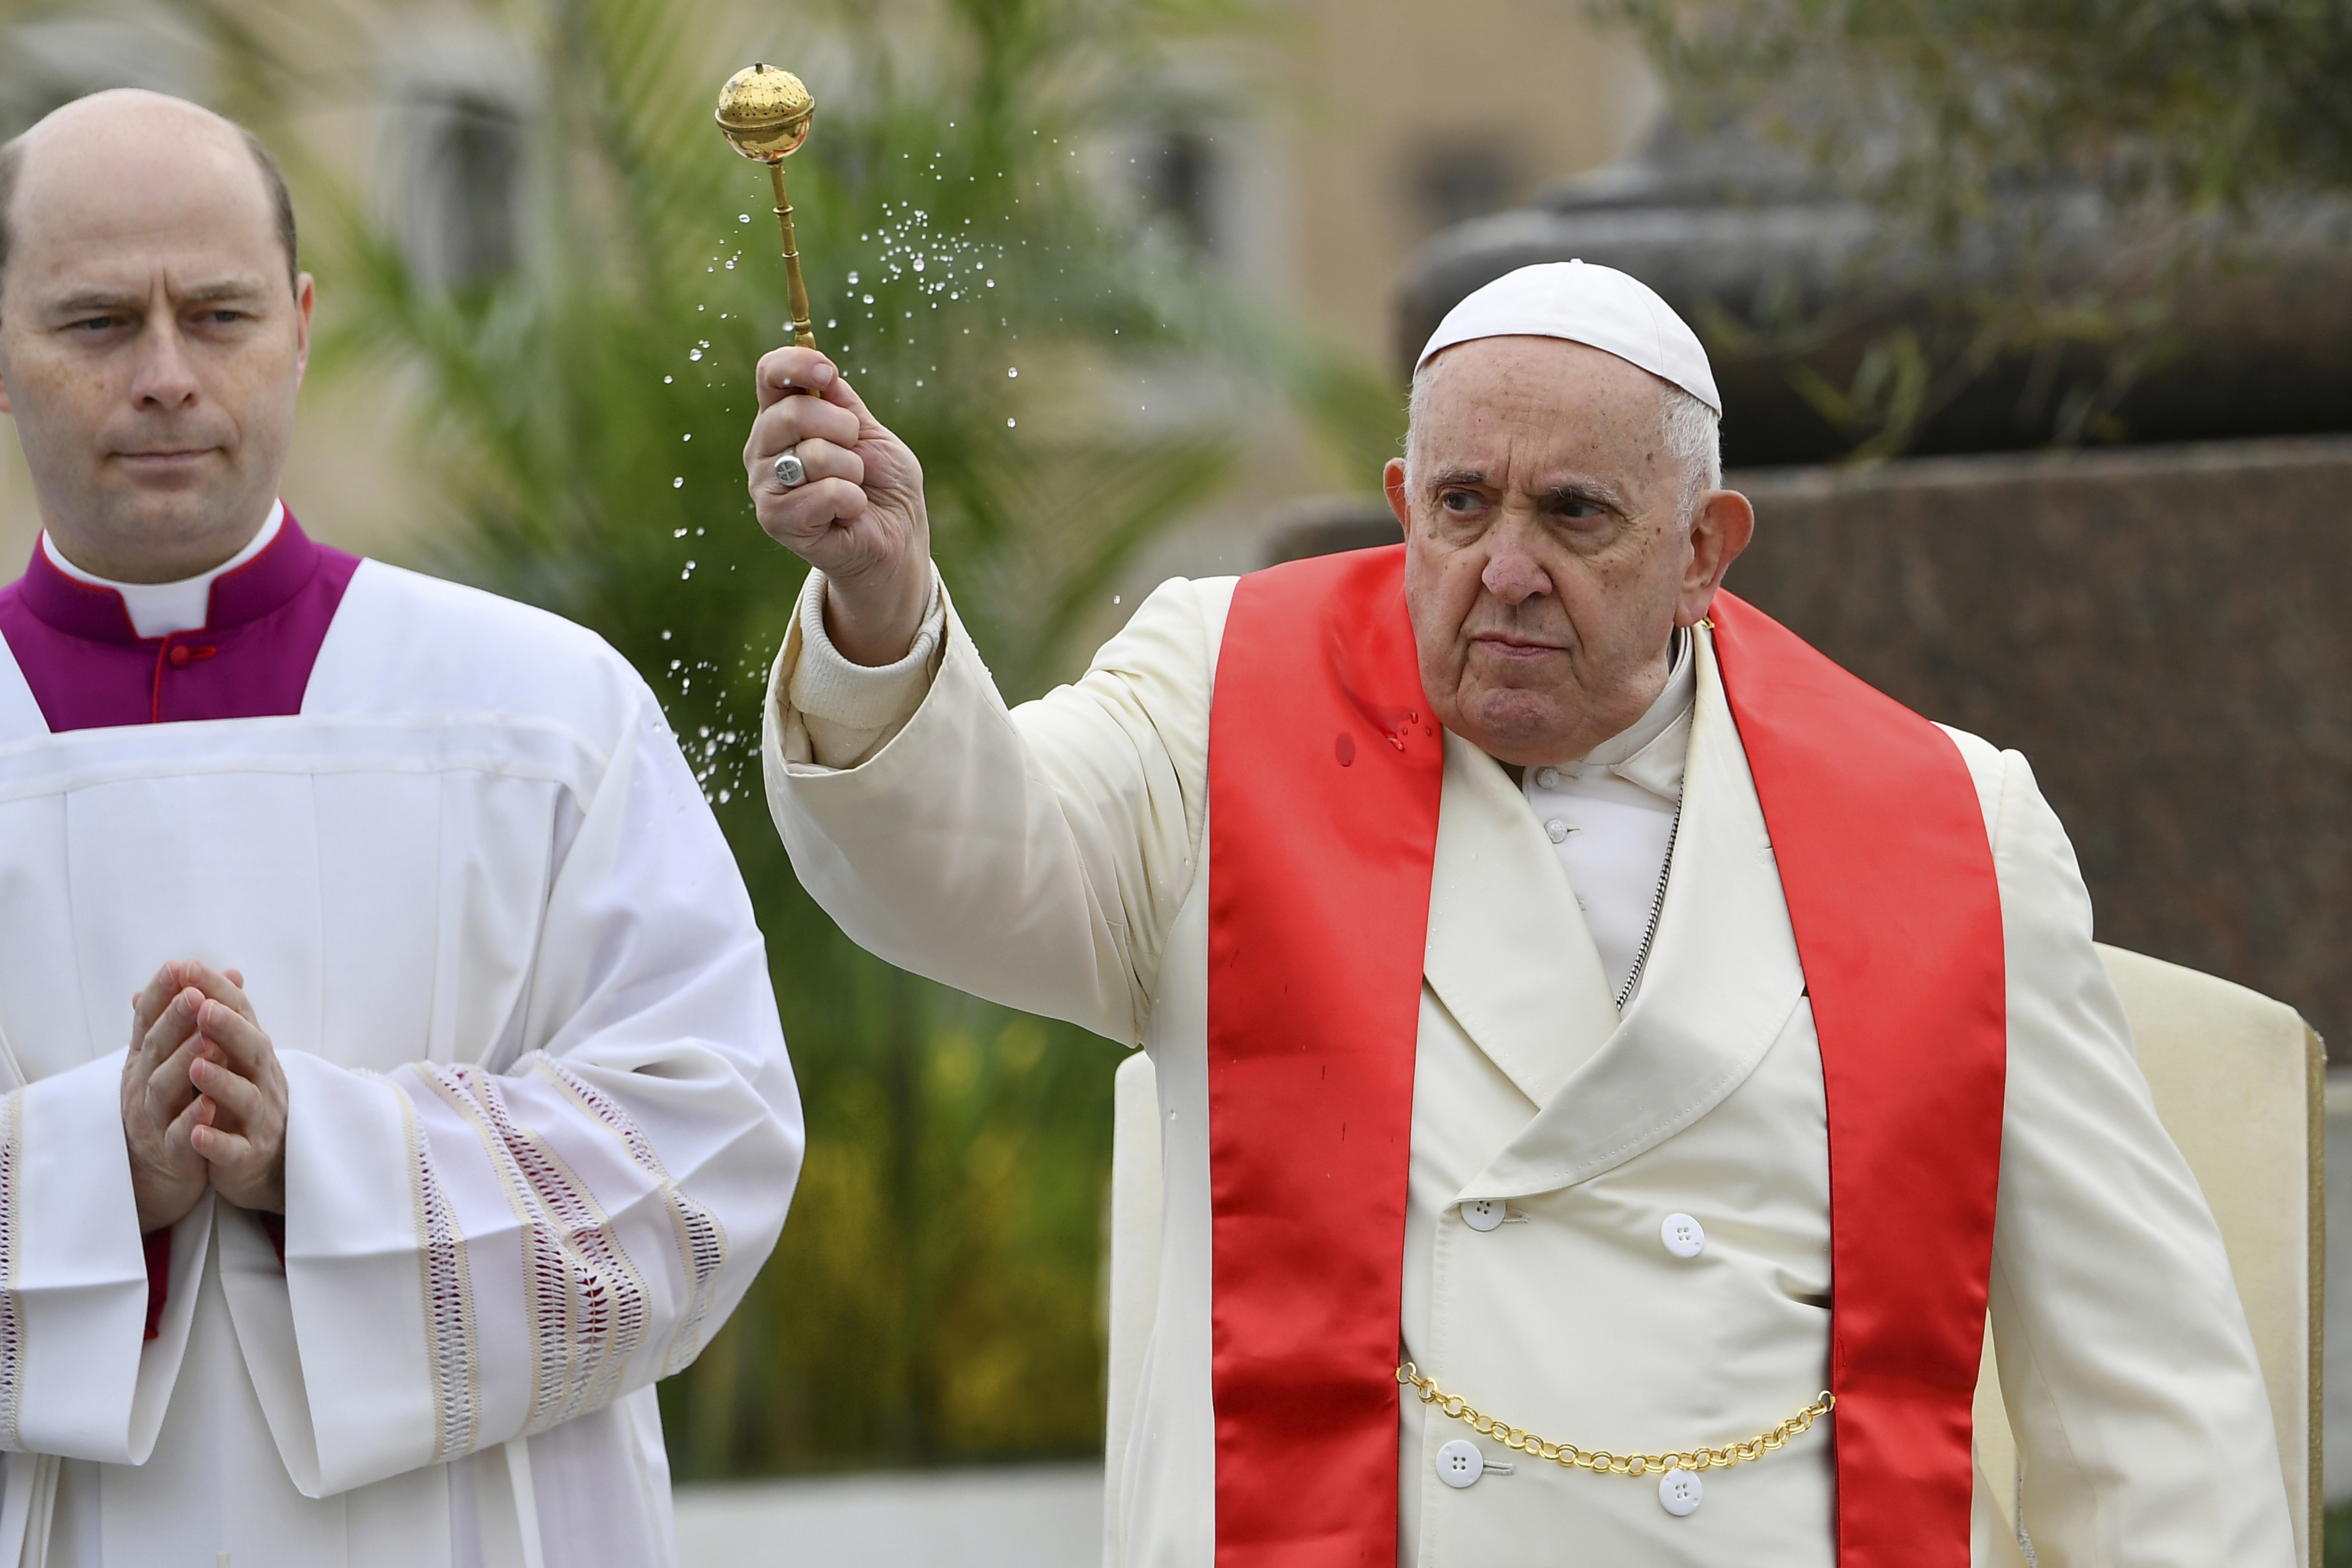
left=751, top=262, right=2290, bottom=1566
left=0, top=90, right=801, bottom=1566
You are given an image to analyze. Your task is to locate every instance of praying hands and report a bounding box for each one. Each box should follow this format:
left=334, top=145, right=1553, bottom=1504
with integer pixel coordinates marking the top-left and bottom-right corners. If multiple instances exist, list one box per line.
left=121, top=960, right=288, bottom=1233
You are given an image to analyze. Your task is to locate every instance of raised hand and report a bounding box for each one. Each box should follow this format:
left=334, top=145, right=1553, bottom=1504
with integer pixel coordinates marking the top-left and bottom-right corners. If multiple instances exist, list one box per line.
left=743, top=346, right=933, bottom=666
left=122, top=961, right=212, bottom=1233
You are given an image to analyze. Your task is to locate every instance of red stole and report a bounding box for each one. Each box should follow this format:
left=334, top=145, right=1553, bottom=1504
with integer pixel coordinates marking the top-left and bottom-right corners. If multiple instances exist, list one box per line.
left=1204, top=545, right=2006, bottom=1566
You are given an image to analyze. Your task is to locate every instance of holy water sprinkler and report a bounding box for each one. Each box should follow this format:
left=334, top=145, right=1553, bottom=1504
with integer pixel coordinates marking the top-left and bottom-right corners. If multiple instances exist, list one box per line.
left=715, top=62, right=818, bottom=356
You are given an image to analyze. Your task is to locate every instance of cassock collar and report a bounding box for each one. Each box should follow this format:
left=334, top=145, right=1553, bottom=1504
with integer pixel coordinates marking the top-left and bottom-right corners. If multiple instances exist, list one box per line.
left=16, top=504, right=322, bottom=645
left=1532, top=625, right=1697, bottom=806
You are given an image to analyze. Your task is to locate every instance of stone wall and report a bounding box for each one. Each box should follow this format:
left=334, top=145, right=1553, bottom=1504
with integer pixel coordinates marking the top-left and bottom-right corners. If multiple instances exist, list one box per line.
left=1726, top=436, right=2352, bottom=1054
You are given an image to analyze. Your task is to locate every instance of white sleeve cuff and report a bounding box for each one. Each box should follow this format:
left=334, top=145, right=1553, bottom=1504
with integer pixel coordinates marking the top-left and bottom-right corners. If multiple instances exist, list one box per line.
left=784, top=567, right=946, bottom=768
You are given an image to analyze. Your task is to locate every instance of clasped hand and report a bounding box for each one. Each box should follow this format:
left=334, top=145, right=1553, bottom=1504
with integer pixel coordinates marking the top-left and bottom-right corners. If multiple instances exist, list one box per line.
left=120, top=960, right=287, bottom=1233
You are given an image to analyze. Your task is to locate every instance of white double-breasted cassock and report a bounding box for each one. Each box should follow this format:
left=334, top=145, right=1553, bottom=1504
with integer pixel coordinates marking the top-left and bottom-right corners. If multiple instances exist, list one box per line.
left=764, top=568, right=2293, bottom=1568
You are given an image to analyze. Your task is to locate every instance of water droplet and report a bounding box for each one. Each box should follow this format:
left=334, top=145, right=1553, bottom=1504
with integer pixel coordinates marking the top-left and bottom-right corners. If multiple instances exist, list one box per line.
left=717, top=788, right=731, bottom=803
left=862, top=294, right=875, bottom=304
left=739, top=213, right=751, bottom=223
left=986, top=278, right=996, bottom=287
left=1007, top=367, right=1018, bottom=378
left=689, top=349, right=704, bottom=361
left=661, top=630, right=673, bottom=640
left=682, top=433, right=693, bottom=442
left=1007, top=418, right=1017, bottom=428
left=725, top=259, right=737, bottom=269
left=1112, top=594, right=1122, bottom=605
left=673, top=477, right=684, bottom=488
left=674, top=528, right=688, bottom=537
left=664, top=375, right=673, bottom=383
left=848, top=270, right=860, bottom=285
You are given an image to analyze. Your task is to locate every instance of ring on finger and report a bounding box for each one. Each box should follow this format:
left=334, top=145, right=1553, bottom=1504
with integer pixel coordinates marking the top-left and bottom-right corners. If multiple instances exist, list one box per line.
left=773, top=447, right=808, bottom=488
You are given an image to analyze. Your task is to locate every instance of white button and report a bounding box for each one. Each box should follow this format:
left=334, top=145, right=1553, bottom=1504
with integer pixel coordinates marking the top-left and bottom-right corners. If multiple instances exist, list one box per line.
left=1534, top=766, right=1561, bottom=789
left=1543, top=818, right=1571, bottom=844
left=1461, top=1199, right=1505, bottom=1232
left=1436, top=1439, right=1486, bottom=1488
left=1660, top=1212, right=1705, bottom=1258
left=1658, top=1467, right=1702, bottom=1515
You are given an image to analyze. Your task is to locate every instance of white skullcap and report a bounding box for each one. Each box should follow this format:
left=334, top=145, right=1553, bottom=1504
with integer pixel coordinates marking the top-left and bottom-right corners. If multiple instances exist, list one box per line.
left=1416, top=260, right=1720, bottom=415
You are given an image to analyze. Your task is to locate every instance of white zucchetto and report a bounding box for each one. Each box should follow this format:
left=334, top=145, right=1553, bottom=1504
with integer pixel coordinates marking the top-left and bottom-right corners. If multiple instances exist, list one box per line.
left=1416, top=260, right=1720, bottom=414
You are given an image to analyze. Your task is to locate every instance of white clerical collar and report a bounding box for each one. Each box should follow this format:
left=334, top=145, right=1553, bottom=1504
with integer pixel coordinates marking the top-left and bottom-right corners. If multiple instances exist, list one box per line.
left=1584, top=625, right=1693, bottom=767
left=44, top=500, right=285, bottom=639
left=1529, top=626, right=1697, bottom=806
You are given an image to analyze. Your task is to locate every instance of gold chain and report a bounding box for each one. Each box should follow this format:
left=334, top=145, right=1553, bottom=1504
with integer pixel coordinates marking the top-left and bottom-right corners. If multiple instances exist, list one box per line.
left=1397, top=1363, right=1833, bottom=1478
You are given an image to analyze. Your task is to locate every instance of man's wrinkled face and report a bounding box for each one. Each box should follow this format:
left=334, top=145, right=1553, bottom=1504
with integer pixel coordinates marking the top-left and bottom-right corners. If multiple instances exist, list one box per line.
left=0, top=93, right=311, bottom=583
left=1387, top=336, right=1752, bottom=768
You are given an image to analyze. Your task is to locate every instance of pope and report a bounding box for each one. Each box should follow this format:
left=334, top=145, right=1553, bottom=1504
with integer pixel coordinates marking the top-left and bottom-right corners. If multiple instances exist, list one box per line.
left=0, top=91, right=802, bottom=1566
left=747, top=263, right=2292, bottom=1565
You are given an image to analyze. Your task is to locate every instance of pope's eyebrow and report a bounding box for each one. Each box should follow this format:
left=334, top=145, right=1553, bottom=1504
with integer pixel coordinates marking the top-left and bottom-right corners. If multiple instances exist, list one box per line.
left=1427, top=467, right=1489, bottom=490
left=1546, top=478, right=1631, bottom=513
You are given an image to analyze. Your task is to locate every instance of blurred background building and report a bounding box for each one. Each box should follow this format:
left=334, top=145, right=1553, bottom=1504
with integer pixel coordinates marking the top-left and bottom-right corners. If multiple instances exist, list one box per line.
left=5, top=0, right=2351, bottom=1561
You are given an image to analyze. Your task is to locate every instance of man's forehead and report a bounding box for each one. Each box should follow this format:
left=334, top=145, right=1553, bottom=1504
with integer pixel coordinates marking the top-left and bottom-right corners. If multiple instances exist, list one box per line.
left=9, top=98, right=276, bottom=274
left=1411, top=339, right=1675, bottom=495
left=1424, top=334, right=1666, bottom=403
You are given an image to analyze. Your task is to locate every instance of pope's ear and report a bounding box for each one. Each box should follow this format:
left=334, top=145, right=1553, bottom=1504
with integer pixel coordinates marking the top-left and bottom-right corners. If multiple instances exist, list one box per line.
left=1383, top=459, right=1410, bottom=536
left=1682, top=488, right=1755, bottom=618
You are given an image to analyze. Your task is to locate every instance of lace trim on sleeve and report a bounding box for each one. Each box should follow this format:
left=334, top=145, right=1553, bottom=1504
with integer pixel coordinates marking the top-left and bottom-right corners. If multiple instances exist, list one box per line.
left=529, top=1056, right=731, bottom=1376
left=391, top=1082, right=480, bottom=1463
left=422, top=1065, right=653, bottom=1434
left=0, top=1091, right=21, bottom=1449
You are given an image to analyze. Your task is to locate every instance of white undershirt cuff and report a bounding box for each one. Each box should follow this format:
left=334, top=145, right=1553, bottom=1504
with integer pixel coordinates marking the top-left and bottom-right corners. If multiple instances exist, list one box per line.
left=787, top=565, right=947, bottom=767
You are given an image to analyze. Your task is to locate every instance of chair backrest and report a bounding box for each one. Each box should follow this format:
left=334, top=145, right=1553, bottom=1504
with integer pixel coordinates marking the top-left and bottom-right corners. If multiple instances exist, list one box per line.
left=1107, top=947, right=2323, bottom=1565
left=1972, top=944, right=2322, bottom=1568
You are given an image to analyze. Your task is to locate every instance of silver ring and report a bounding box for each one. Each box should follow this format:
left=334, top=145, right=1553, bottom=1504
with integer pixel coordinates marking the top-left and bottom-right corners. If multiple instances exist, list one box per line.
left=773, top=449, right=807, bottom=488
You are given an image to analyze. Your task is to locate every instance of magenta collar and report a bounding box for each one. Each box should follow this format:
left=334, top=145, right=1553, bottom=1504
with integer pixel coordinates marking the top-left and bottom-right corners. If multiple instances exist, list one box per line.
left=16, top=515, right=327, bottom=644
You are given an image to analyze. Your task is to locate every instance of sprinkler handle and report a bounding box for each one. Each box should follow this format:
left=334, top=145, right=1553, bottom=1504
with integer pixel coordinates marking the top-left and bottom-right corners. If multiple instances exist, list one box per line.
left=769, top=162, right=818, bottom=387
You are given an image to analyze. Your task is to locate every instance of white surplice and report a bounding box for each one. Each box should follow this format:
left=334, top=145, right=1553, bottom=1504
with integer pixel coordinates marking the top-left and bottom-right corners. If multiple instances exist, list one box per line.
left=0, top=561, right=802, bottom=1568
left=764, top=568, right=2293, bottom=1568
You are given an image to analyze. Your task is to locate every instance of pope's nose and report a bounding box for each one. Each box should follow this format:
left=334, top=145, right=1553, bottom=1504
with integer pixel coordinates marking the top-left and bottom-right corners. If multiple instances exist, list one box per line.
left=1479, top=545, right=1551, bottom=605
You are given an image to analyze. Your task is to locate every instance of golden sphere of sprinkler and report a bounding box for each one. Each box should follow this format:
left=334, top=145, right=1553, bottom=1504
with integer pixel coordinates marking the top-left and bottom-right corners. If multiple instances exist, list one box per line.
left=715, top=63, right=814, bottom=162
left=716, top=62, right=820, bottom=352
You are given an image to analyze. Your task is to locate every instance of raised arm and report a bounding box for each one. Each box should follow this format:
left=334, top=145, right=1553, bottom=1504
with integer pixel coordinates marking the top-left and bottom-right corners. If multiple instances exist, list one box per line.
left=747, top=346, right=1227, bottom=1044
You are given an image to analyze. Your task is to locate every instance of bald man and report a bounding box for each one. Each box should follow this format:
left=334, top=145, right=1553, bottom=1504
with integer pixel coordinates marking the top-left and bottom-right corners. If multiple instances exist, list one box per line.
left=0, top=91, right=802, bottom=1568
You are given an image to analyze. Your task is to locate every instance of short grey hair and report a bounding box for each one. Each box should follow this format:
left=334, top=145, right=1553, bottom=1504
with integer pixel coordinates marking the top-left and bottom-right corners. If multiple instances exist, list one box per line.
left=1405, top=361, right=1722, bottom=519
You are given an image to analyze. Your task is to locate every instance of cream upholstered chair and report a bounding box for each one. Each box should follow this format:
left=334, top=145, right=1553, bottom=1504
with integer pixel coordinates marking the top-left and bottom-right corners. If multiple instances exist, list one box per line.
left=1974, top=945, right=2323, bottom=1568
left=1105, top=946, right=2324, bottom=1566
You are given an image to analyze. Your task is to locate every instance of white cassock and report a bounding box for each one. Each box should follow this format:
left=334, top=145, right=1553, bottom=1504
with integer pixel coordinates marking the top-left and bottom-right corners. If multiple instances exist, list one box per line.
left=765, top=565, right=2293, bottom=1568
left=0, top=561, right=802, bottom=1568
